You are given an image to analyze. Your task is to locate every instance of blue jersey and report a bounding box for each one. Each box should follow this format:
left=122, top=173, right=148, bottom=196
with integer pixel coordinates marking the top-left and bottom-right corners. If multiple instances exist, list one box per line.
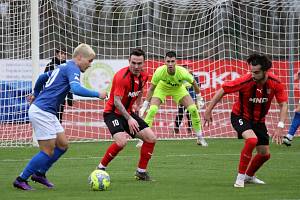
left=33, top=60, right=98, bottom=115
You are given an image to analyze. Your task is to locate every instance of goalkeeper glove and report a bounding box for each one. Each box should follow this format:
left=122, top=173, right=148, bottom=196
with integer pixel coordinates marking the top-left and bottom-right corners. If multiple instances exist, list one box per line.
left=196, top=94, right=205, bottom=109
left=139, top=100, right=149, bottom=117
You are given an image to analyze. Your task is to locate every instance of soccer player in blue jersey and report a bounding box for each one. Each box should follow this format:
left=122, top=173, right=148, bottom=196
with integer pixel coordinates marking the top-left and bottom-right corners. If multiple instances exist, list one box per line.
left=13, top=44, right=107, bottom=190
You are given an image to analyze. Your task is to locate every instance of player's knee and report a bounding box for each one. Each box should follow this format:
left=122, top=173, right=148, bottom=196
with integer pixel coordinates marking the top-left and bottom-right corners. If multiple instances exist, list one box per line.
left=115, top=139, right=128, bottom=148
left=43, top=148, right=55, bottom=157
left=187, top=104, right=198, bottom=117
left=145, top=131, right=157, bottom=143
left=139, top=128, right=157, bottom=143
left=56, top=132, right=68, bottom=150
left=56, top=140, right=69, bottom=150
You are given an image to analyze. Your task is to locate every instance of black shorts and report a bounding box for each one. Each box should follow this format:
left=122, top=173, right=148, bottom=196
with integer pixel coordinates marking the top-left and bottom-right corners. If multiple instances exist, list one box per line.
left=103, top=112, right=149, bottom=138
left=231, top=113, right=269, bottom=145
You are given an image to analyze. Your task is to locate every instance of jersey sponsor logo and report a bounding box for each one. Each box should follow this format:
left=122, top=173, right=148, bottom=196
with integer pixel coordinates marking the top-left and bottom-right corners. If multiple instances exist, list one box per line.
left=163, top=79, right=179, bottom=87
left=128, top=90, right=141, bottom=97
left=249, top=97, right=268, bottom=103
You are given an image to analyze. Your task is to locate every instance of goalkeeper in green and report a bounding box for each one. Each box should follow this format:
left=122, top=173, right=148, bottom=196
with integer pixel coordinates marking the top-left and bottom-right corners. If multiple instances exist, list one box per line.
left=139, top=51, right=208, bottom=146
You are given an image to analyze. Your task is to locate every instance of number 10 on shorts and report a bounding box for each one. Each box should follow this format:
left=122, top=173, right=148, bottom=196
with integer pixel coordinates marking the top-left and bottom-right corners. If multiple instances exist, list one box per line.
left=112, top=119, right=119, bottom=127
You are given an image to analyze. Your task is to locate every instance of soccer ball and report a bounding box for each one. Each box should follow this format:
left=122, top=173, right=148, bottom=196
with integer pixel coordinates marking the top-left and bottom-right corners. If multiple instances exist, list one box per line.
left=88, top=169, right=110, bottom=191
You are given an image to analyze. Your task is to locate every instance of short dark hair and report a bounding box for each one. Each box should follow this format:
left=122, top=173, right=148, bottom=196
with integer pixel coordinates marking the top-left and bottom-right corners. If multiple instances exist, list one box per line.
left=55, top=45, right=66, bottom=54
left=130, top=48, right=145, bottom=59
left=165, top=51, right=176, bottom=58
left=247, top=54, right=272, bottom=71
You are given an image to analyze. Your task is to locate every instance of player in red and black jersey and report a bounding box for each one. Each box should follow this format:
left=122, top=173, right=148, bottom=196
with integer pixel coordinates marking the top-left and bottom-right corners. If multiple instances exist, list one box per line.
left=97, top=49, right=156, bottom=181
left=204, top=54, right=288, bottom=188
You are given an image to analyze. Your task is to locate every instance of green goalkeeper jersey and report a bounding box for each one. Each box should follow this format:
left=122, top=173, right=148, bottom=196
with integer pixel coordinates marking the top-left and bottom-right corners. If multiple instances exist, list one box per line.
left=151, top=65, right=194, bottom=88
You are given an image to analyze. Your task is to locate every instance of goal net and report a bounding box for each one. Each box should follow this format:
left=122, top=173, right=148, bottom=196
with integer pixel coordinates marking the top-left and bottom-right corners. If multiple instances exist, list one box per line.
left=1, top=0, right=299, bottom=146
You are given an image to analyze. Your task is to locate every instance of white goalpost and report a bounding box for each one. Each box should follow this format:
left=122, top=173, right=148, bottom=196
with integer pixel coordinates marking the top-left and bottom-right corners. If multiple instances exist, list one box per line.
left=0, top=0, right=299, bottom=146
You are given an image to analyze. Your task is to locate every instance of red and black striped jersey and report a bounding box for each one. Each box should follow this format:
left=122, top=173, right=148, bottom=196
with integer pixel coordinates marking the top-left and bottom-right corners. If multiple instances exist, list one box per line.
left=104, top=67, right=148, bottom=115
left=222, top=72, right=287, bottom=122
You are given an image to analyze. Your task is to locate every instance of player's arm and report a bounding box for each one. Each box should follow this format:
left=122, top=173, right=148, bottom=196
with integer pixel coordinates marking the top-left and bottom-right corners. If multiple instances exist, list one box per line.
left=114, top=96, right=132, bottom=120
left=192, top=80, right=200, bottom=94
left=30, top=72, right=51, bottom=101
left=191, top=80, right=205, bottom=109
left=272, top=101, right=288, bottom=145
left=114, top=95, right=139, bottom=134
left=185, top=70, right=204, bottom=109
left=272, top=83, right=288, bottom=144
left=68, top=67, right=106, bottom=99
left=70, top=83, right=106, bottom=99
left=203, top=88, right=225, bottom=126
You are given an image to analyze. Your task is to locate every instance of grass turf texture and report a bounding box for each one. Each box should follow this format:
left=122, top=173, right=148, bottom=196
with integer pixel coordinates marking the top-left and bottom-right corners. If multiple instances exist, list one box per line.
left=0, top=138, right=299, bottom=200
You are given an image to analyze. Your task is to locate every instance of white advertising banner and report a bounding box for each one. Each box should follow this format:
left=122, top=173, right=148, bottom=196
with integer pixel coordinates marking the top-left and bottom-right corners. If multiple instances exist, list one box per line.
left=0, top=59, right=49, bottom=81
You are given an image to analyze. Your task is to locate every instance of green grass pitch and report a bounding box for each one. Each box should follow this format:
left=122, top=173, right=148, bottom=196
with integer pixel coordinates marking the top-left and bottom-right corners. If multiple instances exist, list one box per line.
left=0, top=138, right=299, bottom=200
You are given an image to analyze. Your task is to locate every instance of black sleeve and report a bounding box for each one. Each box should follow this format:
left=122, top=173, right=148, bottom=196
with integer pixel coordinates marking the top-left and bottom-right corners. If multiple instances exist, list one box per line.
left=67, top=92, right=74, bottom=106
left=44, top=63, right=54, bottom=73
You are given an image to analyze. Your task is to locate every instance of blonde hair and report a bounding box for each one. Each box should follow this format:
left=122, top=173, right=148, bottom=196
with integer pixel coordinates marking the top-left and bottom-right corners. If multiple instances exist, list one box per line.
left=72, top=43, right=95, bottom=58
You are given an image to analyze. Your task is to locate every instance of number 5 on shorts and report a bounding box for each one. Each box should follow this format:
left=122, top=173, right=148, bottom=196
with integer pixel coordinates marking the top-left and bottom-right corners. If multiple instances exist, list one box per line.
left=239, top=119, right=243, bottom=126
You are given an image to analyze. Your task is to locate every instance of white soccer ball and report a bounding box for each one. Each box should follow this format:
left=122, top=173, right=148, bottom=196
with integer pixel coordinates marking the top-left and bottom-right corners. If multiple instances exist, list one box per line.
left=88, top=169, right=110, bottom=191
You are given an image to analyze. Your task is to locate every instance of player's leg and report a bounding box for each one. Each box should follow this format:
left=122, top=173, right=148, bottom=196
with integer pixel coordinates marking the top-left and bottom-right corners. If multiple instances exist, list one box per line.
left=135, top=113, right=156, bottom=181
left=97, top=113, right=128, bottom=170
left=32, top=114, right=67, bottom=187
left=174, top=104, right=185, bottom=133
left=186, top=107, right=192, bottom=133
left=178, top=93, right=207, bottom=146
left=144, top=97, right=162, bottom=127
left=245, top=124, right=270, bottom=184
left=284, top=104, right=300, bottom=146
left=137, top=96, right=162, bottom=148
left=231, top=113, right=258, bottom=188
left=98, top=132, right=128, bottom=170
left=144, top=83, right=166, bottom=127
left=32, top=132, right=68, bottom=188
left=13, top=105, right=57, bottom=190
left=13, top=139, right=55, bottom=190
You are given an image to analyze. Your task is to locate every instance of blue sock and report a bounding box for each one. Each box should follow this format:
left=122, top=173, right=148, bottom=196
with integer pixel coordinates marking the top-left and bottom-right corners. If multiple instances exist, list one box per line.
left=20, top=151, right=51, bottom=180
left=288, top=112, right=300, bottom=136
left=39, top=147, right=67, bottom=174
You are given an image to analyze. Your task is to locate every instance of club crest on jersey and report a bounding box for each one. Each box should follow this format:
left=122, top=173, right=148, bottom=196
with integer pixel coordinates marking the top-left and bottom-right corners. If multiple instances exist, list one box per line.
left=128, top=91, right=141, bottom=97
left=249, top=97, right=268, bottom=103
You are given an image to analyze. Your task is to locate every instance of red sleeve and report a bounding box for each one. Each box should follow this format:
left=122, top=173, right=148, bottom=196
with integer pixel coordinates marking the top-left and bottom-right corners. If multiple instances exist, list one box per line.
left=222, top=74, right=251, bottom=94
left=113, top=73, right=128, bottom=97
left=274, top=82, right=288, bottom=103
